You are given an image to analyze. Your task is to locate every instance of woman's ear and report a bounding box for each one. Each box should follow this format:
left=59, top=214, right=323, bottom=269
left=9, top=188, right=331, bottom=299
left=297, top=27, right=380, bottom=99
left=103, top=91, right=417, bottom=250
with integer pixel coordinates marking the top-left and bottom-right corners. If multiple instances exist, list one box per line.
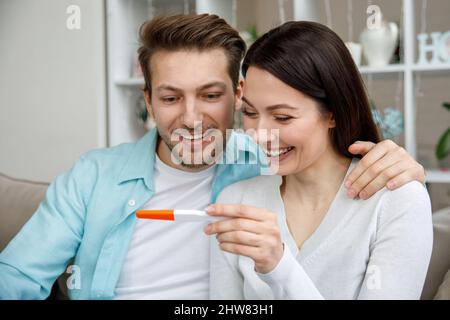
left=143, top=89, right=155, bottom=119
left=234, top=79, right=245, bottom=110
left=328, top=113, right=336, bottom=128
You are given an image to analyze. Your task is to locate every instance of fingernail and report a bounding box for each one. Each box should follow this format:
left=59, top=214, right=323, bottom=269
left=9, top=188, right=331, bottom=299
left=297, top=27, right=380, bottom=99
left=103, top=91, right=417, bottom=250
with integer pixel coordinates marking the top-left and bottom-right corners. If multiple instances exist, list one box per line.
left=205, top=205, right=214, bottom=213
left=344, top=180, right=352, bottom=188
left=204, top=224, right=211, bottom=234
left=359, top=191, right=367, bottom=200
left=387, top=181, right=395, bottom=189
left=347, top=189, right=356, bottom=198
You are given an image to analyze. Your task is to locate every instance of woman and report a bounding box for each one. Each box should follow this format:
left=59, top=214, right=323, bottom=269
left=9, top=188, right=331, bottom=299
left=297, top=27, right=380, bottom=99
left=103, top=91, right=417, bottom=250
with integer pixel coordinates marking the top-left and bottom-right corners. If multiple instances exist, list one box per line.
left=204, top=21, right=433, bottom=299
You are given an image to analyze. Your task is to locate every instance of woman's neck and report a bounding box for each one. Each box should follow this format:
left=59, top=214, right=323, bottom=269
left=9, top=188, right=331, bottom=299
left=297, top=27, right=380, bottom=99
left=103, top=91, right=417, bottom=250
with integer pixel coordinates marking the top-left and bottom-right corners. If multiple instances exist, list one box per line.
left=282, top=149, right=352, bottom=212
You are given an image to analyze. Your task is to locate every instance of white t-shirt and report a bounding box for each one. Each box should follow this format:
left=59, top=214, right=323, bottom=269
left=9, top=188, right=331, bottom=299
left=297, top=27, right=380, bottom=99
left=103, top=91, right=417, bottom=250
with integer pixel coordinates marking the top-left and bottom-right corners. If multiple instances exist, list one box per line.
left=114, top=155, right=216, bottom=299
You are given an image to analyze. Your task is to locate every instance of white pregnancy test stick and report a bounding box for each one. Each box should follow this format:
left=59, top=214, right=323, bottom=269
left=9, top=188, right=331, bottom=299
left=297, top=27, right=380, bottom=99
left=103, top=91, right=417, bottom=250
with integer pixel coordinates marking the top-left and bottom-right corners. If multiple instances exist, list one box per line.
left=136, top=209, right=224, bottom=222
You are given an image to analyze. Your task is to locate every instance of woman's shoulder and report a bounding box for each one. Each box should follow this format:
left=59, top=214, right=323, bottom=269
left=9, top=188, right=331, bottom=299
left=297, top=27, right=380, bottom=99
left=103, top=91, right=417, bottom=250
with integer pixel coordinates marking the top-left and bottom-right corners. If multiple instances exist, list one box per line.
left=216, top=174, right=282, bottom=204
left=384, top=180, right=429, bottom=199
left=375, top=180, right=432, bottom=229
left=377, top=180, right=430, bottom=208
left=342, top=159, right=431, bottom=233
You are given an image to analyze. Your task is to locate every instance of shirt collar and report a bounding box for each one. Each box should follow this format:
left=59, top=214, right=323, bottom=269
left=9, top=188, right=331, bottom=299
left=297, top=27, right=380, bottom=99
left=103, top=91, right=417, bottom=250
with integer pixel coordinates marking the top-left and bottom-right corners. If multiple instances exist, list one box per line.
left=116, top=127, right=158, bottom=191
left=116, top=128, right=266, bottom=190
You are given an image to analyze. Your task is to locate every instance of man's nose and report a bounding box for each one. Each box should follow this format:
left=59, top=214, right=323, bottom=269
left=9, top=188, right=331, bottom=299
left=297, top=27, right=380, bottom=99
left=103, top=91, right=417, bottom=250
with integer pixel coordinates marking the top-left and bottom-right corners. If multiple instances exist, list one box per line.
left=181, top=97, right=203, bottom=129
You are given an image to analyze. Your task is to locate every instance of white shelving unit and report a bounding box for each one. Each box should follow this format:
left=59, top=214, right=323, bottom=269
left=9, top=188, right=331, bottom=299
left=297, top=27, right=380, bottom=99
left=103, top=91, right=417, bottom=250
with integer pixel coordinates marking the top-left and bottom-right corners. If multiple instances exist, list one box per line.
left=114, top=77, right=145, bottom=87
left=426, top=170, right=450, bottom=183
left=106, top=0, right=150, bottom=146
left=357, top=0, right=450, bottom=183
left=106, top=0, right=450, bottom=183
left=359, top=64, right=406, bottom=74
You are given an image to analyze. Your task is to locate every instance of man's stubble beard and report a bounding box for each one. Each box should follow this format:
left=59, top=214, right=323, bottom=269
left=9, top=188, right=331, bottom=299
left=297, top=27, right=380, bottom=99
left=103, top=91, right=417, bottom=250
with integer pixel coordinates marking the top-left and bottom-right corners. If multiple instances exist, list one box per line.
left=157, top=126, right=227, bottom=170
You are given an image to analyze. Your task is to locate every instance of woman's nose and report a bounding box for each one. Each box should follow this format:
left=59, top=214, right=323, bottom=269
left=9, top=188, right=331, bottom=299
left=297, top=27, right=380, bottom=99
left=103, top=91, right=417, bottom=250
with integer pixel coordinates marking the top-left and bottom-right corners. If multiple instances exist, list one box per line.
left=254, top=127, right=280, bottom=147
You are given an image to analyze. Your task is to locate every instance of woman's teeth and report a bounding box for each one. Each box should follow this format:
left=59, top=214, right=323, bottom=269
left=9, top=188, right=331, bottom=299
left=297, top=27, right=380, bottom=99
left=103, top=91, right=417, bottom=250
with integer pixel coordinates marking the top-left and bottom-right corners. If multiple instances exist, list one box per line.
left=264, top=147, right=294, bottom=157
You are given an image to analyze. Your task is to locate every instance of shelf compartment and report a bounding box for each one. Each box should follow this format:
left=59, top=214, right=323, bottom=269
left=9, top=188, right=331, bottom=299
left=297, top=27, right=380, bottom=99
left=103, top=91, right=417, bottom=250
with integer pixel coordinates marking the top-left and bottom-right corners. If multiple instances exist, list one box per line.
left=359, top=64, right=406, bottom=75
left=426, top=169, right=450, bottom=183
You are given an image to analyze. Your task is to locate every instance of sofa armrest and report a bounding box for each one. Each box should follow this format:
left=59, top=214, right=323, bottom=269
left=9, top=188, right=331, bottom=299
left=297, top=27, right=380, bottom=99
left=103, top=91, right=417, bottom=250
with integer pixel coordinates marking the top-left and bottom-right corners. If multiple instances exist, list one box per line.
left=434, top=269, right=450, bottom=300
left=0, top=173, right=49, bottom=251
left=422, top=207, right=450, bottom=299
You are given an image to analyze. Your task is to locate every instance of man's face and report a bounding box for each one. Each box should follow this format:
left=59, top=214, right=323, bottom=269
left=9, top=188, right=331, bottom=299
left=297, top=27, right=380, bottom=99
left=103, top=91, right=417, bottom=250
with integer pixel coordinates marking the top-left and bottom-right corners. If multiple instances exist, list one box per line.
left=144, top=49, right=242, bottom=171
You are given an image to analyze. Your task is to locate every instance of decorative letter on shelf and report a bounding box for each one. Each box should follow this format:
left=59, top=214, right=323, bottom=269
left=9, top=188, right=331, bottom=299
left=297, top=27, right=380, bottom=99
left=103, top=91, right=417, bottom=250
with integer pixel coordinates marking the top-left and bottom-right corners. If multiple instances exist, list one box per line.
left=417, top=31, right=450, bottom=65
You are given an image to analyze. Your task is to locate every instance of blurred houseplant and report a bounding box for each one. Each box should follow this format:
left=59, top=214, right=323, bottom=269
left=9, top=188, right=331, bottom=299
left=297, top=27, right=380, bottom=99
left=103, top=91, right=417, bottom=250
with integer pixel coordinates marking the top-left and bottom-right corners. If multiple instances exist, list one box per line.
left=136, top=95, right=155, bottom=131
left=239, top=24, right=258, bottom=48
left=436, top=102, right=450, bottom=167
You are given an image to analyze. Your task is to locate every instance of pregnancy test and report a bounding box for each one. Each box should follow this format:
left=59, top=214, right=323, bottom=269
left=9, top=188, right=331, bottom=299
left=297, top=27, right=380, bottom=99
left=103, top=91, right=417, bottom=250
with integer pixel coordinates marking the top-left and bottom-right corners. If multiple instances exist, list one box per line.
left=136, top=209, right=224, bottom=222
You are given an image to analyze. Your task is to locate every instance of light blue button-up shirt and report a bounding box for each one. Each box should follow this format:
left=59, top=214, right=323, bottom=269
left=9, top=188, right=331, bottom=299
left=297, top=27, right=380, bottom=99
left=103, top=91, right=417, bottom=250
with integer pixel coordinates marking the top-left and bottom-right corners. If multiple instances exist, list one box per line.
left=0, top=128, right=267, bottom=299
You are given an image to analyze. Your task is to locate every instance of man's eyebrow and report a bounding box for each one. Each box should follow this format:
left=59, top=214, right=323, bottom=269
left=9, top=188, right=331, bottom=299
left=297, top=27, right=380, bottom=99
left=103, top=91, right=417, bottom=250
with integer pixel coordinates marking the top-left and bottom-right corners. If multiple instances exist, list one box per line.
left=155, top=85, right=182, bottom=93
left=197, top=82, right=227, bottom=91
left=155, top=82, right=227, bottom=93
left=242, top=96, right=297, bottom=111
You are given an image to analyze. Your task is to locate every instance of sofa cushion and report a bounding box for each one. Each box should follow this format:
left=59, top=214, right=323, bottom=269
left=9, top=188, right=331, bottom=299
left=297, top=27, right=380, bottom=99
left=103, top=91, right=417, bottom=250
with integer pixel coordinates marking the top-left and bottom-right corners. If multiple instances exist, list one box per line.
left=0, top=173, right=48, bottom=251
left=421, top=207, right=450, bottom=299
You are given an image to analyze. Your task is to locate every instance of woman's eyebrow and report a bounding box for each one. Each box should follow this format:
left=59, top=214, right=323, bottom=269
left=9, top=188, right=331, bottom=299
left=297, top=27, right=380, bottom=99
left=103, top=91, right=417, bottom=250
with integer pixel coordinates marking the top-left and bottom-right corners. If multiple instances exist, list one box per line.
left=266, top=104, right=297, bottom=111
left=242, top=96, right=297, bottom=111
left=242, top=96, right=255, bottom=107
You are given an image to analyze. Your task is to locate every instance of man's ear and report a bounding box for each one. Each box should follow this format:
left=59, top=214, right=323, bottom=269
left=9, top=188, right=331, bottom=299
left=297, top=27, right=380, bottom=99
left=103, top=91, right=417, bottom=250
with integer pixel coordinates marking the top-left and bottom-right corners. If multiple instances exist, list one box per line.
left=143, top=89, right=155, bottom=119
left=234, top=79, right=245, bottom=111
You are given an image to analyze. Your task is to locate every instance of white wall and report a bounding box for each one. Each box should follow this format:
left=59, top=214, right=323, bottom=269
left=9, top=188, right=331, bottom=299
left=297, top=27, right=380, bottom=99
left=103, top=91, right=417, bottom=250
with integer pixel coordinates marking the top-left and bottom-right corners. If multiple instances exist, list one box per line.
left=0, top=0, right=107, bottom=182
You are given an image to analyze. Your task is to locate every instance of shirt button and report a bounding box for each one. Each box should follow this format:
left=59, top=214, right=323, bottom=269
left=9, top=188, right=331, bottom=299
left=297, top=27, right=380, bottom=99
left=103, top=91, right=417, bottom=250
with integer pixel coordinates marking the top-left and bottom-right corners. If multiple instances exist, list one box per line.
left=128, top=199, right=136, bottom=206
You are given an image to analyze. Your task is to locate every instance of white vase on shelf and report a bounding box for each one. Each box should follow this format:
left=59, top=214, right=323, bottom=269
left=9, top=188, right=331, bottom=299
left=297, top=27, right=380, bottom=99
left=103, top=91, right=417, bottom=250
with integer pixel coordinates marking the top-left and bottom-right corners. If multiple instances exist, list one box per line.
left=360, top=22, right=399, bottom=67
left=345, top=42, right=362, bottom=66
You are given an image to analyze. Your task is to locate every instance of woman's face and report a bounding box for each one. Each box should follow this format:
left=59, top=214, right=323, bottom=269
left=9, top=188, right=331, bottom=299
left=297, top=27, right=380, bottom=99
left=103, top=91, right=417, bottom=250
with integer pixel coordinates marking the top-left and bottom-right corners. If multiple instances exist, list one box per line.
left=242, top=66, right=336, bottom=176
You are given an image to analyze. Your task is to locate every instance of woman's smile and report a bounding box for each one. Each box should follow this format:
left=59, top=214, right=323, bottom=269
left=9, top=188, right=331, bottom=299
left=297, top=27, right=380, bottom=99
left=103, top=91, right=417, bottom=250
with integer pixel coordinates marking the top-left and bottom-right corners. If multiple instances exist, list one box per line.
left=263, top=146, right=295, bottom=163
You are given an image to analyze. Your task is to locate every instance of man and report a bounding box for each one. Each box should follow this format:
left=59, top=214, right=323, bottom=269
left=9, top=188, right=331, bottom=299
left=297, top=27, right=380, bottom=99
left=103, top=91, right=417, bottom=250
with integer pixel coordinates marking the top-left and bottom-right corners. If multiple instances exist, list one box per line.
left=0, top=14, right=425, bottom=299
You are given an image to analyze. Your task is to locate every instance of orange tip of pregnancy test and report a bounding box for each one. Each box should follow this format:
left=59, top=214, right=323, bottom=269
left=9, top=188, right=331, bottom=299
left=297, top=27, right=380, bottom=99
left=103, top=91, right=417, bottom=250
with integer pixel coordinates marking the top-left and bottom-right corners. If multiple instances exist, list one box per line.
left=136, top=209, right=223, bottom=222
left=136, top=209, right=175, bottom=220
